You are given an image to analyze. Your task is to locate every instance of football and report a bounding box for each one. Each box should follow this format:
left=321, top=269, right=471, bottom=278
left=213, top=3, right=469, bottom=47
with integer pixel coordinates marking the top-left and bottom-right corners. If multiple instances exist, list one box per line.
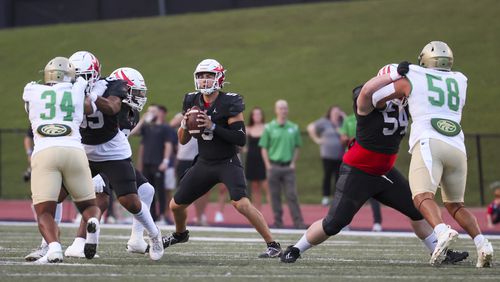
left=186, top=106, right=203, bottom=138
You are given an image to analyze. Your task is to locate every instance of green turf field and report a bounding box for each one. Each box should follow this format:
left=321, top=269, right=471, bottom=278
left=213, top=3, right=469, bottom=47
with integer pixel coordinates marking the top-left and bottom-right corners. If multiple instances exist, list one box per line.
left=0, top=223, right=499, bottom=281
left=1, top=0, right=499, bottom=204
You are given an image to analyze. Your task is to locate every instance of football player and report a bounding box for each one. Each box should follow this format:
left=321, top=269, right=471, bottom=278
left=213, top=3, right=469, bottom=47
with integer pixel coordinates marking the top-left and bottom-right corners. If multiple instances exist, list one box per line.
left=368, top=42, right=493, bottom=267
left=163, top=59, right=282, bottom=258
left=66, top=52, right=163, bottom=261
left=281, top=62, right=469, bottom=265
left=22, top=56, right=101, bottom=263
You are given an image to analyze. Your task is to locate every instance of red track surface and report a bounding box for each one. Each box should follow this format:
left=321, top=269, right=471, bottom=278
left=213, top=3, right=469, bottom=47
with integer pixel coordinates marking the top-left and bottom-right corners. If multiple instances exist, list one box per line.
left=1, top=200, right=499, bottom=234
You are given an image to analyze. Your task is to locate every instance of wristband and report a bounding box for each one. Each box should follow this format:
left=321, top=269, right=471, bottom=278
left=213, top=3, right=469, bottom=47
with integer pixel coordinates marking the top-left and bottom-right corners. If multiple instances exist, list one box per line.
left=180, top=119, right=187, bottom=130
left=162, top=158, right=169, bottom=165
left=389, top=71, right=402, bottom=82
left=90, top=100, right=97, bottom=114
left=88, top=92, right=98, bottom=103
left=209, top=123, right=216, bottom=131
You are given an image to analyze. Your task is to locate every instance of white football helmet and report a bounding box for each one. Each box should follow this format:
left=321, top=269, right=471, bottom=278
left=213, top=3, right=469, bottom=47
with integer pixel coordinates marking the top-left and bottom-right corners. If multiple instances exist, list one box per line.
left=111, top=67, right=148, bottom=112
left=44, top=56, right=76, bottom=84
left=69, top=51, right=101, bottom=89
left=193, top=59, right=226, bottom=95
left=417, top=41, right=454, bottom=71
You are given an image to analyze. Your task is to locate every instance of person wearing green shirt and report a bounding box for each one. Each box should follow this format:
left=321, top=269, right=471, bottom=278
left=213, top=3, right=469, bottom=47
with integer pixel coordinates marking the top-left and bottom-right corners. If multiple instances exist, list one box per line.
left=259, top=100, right=306, bottom=229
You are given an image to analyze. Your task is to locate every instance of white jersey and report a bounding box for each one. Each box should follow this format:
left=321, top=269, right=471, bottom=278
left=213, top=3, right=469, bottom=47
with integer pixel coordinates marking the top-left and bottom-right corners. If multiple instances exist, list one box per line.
left=404, top=64, right=468, bottom=154
left=23, top=77, right=87, bottom=156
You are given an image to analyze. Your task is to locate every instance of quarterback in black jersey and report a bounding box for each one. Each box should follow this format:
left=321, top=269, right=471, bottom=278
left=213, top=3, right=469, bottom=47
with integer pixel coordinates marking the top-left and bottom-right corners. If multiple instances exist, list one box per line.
left=165, top=59, right=282, bottom=258
left=281, top=63, right=468, bottom=265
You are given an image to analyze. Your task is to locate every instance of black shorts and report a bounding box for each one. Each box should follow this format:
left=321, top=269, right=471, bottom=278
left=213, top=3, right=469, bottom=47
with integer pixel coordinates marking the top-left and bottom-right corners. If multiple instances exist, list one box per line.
left=322, top=163, right=423, bottom=236
left=89, top=159, right=137, bottom=198
left=174, top=155, right=247, bottom=205
left=135, top=168, right=149, bottom=187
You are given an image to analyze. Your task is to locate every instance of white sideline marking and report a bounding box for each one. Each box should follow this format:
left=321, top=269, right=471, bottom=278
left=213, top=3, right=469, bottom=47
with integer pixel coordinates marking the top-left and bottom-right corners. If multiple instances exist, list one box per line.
left=1, top=221, right=500, bottom=240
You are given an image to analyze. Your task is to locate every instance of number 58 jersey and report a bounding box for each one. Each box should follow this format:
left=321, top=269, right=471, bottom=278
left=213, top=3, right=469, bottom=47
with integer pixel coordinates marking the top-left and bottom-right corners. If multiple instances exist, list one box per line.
left=405, top=64, right=468, bottom=154
left=22, top=77, right=87, bottom=156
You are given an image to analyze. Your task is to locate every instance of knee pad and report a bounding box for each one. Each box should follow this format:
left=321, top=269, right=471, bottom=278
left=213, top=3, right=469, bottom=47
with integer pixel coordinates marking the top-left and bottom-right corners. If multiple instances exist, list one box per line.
left=322, top=215, right=345, bottom=236
left=137, top=182, right=155, bottom=206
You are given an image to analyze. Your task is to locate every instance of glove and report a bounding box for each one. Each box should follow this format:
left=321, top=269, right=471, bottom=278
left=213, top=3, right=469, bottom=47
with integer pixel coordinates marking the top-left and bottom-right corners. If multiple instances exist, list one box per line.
left=92, top=174, right=106, bottom=193
left=91, top=80, right=108, bottom=97
left=397, top=61, right=411, bottom=77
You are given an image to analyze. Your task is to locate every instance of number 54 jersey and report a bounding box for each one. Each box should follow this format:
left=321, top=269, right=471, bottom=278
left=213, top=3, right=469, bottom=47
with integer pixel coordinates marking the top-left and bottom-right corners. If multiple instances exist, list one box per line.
left=22, top=77, right=87, bottom=156
left=404, top=64, right=468, bottom=154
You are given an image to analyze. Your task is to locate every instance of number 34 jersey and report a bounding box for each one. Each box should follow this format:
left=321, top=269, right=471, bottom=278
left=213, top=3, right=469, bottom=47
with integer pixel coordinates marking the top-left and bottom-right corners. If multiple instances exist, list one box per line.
left=22, top=77, right=87, bottom=156
left=404, top=64, right=468, bottom=154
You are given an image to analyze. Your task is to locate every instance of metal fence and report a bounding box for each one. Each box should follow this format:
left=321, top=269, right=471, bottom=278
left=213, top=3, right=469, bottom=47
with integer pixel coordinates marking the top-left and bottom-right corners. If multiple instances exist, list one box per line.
left=1, top=128, right=499, bottom=205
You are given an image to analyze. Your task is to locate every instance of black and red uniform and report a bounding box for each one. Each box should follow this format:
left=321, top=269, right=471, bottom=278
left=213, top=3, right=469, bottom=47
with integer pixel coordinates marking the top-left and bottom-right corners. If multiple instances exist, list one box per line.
left=174, top=91, right=247, bottom=205
left=322, top=86, right=423, bottom=236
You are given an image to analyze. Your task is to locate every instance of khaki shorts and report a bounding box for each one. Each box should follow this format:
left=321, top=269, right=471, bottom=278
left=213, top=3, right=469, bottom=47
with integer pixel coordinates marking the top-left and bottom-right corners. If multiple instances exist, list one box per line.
left=31, top=147, right=95, bottom=205
left=409, top=138, right=467, bottom=203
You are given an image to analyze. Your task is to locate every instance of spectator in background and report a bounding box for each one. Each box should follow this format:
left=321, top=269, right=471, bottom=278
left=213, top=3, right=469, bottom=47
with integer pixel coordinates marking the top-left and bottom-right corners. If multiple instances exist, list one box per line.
left=135, top=104, right=174, bottom=224
left=170, top=112, right=208, bottom=226
left=23, top=127, right=34, bottom=182
left=260, top=100, right=306, bottom=229
left=487, top=181, right=500, bottom=229
left=307, top=106, right=345, bottom=206
left=245, top=107, right=271, bottom=211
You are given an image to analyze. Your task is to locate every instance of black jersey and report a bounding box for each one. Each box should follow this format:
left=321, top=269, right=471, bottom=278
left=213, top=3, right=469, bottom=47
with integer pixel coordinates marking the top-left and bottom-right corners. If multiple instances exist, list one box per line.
left=354, top=99, right=409, bottom=155
left=80, top=78, right=128, bottom=145
left=182, top=91, right=245, bottom=161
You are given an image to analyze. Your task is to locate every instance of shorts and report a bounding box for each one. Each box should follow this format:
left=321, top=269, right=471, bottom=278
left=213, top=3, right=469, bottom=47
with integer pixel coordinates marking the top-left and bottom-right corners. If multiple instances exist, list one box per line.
left=174, top=155, right=247, bottom=205
left=89, top=159, right=137, bottom=197
left=409, top=138, right=467, bottom=202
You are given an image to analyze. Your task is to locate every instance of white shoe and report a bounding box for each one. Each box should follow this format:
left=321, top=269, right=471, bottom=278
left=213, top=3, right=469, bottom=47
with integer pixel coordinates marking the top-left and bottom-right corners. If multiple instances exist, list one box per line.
left=36, top=250, right=63, bottom=264
left=84, top=217, right=100, bottom=259
left=64, top=242, right=85, bottom=258
left=321, top=196, right=330, bottom=206
left=73, top=213, right=82, bottom=224
left=127, top=237, right=148, bottom=254
left=430, top=226, right=458, bottom=266
left=214, top=211, right=224, bottom=223
left=25, top=245, right=48, bottom=261
left=372, top=223, right=382, bottom=232
left=148, top=227, right=164, bottom=261
left=476, top=239, right=494, bottom=268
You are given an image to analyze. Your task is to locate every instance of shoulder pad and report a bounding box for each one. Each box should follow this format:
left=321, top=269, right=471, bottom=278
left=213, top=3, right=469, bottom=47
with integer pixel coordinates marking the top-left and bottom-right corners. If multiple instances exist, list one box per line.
left=182, top=92, right=199, bottom=113
left=106, top=79, right=128, bottom=99
left=224, top=92, right=245, bottom=116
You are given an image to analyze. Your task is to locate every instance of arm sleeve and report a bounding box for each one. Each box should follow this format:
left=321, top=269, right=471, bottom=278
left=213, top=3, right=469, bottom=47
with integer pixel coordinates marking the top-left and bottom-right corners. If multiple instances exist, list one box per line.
left=213, top=121, right=246, bottom=146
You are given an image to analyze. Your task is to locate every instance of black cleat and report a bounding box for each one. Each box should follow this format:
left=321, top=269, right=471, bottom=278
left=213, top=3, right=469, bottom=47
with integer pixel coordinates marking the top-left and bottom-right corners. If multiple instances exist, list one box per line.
left=442, top=249, right=469, bottom=264
left=162, top=230, right=190, bottom=249
left=280, top=245, right=301, bottom=263
left=258, top=241, right=282, bottom=258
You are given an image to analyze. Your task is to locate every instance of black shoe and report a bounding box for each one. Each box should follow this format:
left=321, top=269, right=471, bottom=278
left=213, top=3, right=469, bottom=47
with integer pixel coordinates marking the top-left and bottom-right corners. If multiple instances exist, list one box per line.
left=162, top=230, right=189, bottom=249
left=442, top=249, right=469, bottom=264
left=280, top=245, right=301, bottom=263
left=258, top=241, right=282, bottom=258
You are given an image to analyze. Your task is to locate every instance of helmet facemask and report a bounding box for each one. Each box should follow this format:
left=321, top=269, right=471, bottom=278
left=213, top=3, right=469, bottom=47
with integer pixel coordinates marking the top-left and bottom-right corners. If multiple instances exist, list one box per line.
left=123, top=87, right=147, bottom=112
left=194, top=71, right=224, bottom=95
left=69, top=51, right=101, bottom=92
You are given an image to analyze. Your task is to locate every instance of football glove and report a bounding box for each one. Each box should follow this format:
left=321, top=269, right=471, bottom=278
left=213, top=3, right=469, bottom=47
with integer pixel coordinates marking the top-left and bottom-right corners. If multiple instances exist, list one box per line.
left=92, top=174, right=106, bottom=193
left=397, top=61, right=411, bottom=77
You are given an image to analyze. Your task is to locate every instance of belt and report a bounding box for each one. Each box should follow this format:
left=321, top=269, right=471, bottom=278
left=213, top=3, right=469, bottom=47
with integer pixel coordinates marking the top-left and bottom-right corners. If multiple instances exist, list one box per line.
left=270, top=161, right=291, bottom=166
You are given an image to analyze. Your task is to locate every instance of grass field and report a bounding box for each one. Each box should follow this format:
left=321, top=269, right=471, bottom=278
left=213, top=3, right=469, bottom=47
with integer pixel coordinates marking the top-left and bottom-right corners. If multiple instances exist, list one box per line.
left=0, top=223, right=499, bottom=281
left=1, top=0, right=499, bottom=203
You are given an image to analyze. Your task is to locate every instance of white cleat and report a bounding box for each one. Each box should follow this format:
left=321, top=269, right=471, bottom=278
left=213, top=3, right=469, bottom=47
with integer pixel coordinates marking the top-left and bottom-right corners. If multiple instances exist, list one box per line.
left=84, top=217, right=100, bottom=259
left=372, top=223, right=382, bottom=232
left=64, top=243, right=85, bottom=258
left=127, top=237, right=148, bottom=254
left=25, top=245, right=48, bottom=261
left=476, top=239, right=494, bottom=268
left=148, top=227, right=164, bottom=261
left=35, top=250, right=63, bottom=264
left=430, top=227, right=459, bottom=266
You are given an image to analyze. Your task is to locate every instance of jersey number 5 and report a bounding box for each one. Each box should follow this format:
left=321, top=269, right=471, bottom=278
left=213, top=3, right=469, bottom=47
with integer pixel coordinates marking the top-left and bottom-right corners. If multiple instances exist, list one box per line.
left=426, top=74, right=460, bottom=111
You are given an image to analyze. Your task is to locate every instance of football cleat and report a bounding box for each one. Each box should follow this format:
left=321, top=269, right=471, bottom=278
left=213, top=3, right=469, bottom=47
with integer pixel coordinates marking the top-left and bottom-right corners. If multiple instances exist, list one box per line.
left=161, top=230, right=190, bottom=249
left=476, top=239, right=494, bottom=268
left=148, top=228, right=164, bottom=261
left=280, top=245, right=301, bottom=263
left=84, top=217, right=99, bottom=259
left=430, top=226, right=458, bottom=266
left=441, top=249, right=469, bottom=264
left=36, top=249, right=63, bottom=264
left=126, top=237, right=148, bottom=254
left=25, top=245, right=48, bottom=262
left=258, top=241, right=282, bottom=258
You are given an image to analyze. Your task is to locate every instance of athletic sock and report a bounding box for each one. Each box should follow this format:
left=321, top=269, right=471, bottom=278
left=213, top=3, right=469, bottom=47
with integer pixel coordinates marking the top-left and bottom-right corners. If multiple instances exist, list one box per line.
left=294, top=233, right=313, bottom=253
left=132, top=201, right=158, bottom=237
left=434, top=223, right=448, bottom=235
left=423, top=232, right=438, bottom=252
left=473, top=234, right=486, bottom=249
left=55, top=203, right=63, bottom=224
left=130, top=183, right=155, bottom=239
